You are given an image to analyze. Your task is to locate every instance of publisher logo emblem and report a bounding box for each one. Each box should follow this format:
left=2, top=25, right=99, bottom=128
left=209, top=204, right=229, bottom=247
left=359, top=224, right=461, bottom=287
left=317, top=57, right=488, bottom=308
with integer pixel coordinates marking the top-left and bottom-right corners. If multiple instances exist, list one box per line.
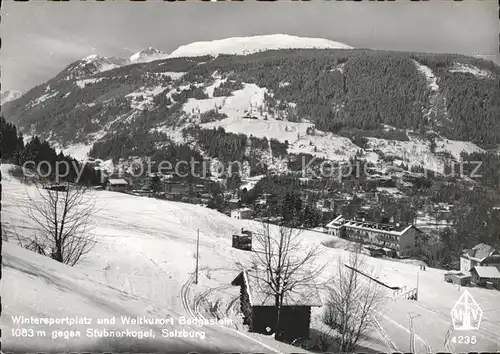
left=450, top=290, right=482, bottom=330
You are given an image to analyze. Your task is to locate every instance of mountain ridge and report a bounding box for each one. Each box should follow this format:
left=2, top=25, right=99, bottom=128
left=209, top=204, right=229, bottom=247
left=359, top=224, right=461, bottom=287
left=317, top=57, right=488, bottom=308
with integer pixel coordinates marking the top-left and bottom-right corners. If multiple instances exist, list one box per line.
left=2, top=41, right=499, bottom=173
left=46, top=35, right=355, bottom=81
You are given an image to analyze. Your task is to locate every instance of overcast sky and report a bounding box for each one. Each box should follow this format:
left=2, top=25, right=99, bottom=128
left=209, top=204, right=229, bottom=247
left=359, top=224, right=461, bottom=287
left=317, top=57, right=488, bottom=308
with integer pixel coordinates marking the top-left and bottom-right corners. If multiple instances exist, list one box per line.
left=1, top=0, right=498, bottom=92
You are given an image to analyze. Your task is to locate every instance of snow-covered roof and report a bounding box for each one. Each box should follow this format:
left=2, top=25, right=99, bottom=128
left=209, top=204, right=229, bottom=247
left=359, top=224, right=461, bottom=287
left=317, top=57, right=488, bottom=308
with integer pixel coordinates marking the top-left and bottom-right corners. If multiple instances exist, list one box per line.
left=231, top=270, right=322, bottom=307
left=445, top=271, right=470, bottom=278
left=325, top=215, right=418, bottom=236
left=233, top=207, right=252, bottom=213
left=462, top=243, right=499, bottom=261
left=325, top=215, right=344, bottom=228
left=107, top=178, right=128, bottom=185
left=472, top=266, right=500, bottom=279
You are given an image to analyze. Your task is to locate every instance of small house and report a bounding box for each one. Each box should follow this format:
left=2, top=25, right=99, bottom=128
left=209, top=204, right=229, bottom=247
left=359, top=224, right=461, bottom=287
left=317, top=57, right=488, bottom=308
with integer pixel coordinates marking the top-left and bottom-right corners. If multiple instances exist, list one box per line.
left=232, top=229, right=252, bottom=251
left=164, top=180, right=190, bottom=195
left=231, top=208, right=252, bottom=220
left=460, top=244, right=500, bottom=273
left=228, top=198, right=241, bottom=210
left=105, top=178, right=129, bottom=192
left=44, top=184, right=68, bottom=192
left=470, top=266, right=500, bottom=289
left=257, top=193, right=278, bottom=206
left=231, top=270, right=322, bottom=342
left=444, top=271, right=471, bottom=286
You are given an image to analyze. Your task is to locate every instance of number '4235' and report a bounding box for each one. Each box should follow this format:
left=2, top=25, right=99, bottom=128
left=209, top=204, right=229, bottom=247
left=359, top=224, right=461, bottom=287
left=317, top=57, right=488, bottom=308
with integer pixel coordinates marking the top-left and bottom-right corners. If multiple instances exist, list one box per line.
left=451, top=335, right=477, bottom=344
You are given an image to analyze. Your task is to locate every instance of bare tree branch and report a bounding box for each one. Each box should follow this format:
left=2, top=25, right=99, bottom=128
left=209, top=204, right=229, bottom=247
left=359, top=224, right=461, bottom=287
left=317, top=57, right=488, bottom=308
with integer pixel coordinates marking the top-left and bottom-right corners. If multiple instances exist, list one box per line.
left=323, top=246, right=386, bottom=352
left=23, top=179, right=100, bottom=266
left=246, top=221, right=327, bottom=342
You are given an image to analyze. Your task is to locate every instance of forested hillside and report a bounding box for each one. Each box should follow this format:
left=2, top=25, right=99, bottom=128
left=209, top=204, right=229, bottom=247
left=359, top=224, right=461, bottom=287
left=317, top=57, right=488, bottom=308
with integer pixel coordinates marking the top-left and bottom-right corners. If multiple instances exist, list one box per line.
left=0, top=116, right=101, bottom=185
left=2, top=44, right=500, bottom=270
left=3, top=49, right=499, bottom=150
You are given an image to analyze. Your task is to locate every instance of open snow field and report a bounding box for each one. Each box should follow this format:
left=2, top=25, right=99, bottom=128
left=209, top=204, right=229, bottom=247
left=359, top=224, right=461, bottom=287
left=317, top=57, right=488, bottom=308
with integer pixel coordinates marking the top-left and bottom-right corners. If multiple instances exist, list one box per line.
left=2, top=164, right=500, bottom=353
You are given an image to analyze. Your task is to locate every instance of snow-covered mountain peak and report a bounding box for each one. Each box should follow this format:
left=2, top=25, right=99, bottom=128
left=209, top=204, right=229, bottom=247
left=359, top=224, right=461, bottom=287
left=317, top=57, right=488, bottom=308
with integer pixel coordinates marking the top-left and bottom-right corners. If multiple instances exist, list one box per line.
left=61, top=55, right=124, bottom=80
left=80, top=54, right=125, bottom=66
left=83, top=54, right=100, bottom=61
left=130, top=47, right=168, bottom=63
left=168, top=34, right=353, bottom=59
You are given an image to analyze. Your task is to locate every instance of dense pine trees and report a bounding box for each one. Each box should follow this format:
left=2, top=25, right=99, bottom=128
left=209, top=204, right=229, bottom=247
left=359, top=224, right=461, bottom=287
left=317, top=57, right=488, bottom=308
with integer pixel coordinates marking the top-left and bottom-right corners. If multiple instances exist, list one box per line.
left=1, top=116, right=24, bottom=160
left=1, top=116, right=102, bottom=185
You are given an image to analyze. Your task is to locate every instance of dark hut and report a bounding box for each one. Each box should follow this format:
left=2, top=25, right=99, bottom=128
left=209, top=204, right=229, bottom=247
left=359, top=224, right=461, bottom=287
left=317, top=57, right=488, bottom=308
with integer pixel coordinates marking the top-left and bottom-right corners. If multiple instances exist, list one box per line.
left=231, top=269, right=322, bottom=342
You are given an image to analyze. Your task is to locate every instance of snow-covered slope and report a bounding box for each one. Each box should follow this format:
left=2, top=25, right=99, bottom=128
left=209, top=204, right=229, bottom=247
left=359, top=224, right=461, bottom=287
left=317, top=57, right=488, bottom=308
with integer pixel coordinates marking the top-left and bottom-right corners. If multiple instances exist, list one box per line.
left=168, top=34, right=353, bottom=59
left=3, top=242, right=227, bottom=353
left=1, top=90, right=23, bottom=105
left=449, top=63, right=494, bottom=79
left=3, top=164, right=500, bottom=353
left=1, top=164, right=307, bottom=353
left=130, top=47, right=169, bottom=64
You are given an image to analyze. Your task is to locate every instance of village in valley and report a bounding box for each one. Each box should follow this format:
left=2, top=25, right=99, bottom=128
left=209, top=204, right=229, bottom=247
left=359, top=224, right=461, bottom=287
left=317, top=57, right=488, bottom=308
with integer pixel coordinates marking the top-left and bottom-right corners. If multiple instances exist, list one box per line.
left=3, top=152, right=500, bottom=353
left=3, top=113, right=500, bottom=352
left=14, top=148, right=496, bottom=352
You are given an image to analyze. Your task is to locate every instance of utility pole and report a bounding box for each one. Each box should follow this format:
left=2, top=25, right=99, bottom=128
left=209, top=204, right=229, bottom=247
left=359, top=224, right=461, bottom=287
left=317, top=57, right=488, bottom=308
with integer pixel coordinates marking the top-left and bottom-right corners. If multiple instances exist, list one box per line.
left=195, top=229, right=200, bottom=284
left=416, top=271, right=419, bottom=301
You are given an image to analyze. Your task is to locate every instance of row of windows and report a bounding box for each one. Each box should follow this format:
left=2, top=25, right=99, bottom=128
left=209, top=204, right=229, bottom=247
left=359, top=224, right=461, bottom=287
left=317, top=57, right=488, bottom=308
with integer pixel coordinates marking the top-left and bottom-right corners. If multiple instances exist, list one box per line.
left=346, top=229, right=400, bottom=241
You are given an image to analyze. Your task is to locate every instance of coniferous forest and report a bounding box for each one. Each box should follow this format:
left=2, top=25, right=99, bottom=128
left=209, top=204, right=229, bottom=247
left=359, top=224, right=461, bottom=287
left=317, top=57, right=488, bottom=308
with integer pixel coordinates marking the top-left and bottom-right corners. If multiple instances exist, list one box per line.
left=1, top=116, right=102, bottom=185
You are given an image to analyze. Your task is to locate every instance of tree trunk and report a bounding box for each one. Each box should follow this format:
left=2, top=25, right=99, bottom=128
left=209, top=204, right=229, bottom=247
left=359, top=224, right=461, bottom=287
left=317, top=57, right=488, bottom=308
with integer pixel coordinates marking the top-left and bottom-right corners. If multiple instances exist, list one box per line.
left=54, top=242, right=64, bottom=263
left=275, top=295, right=282, bottom=341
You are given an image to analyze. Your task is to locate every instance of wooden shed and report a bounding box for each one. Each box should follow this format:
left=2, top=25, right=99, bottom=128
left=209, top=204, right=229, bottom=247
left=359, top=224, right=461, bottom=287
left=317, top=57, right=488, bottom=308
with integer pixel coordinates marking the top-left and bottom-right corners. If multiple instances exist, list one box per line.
left=105, top=178, right=129, bottom=192
left=231, top=270, right=322, bottom=342
left=232, top=229, right=252, bottom=251
left=470, top=266, right=500, bottom=289
left=44, top=184, right=68, bottom=192
left=444, top=271, right=471, bottom=286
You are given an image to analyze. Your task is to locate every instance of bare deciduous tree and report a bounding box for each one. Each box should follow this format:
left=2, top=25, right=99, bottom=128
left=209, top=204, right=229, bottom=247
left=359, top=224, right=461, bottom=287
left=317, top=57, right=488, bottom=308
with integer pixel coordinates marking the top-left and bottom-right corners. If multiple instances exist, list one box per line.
left=23, top=181, right=99, bottom=266
left=249, top=222, right=327, bottom=341
left=323, top=246, right=386, bottom=352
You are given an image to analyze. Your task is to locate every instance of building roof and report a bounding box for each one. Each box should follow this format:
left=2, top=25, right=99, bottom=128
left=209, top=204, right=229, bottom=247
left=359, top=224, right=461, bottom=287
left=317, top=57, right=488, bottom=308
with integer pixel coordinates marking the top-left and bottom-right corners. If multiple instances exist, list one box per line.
left=472, top=266, right=500, bottom=279
left=444, top=271, right=471, bottom=278
left=462, top=243, right=499, bottom=261
left=325, top=215, right=418, bottom=236
left=231, top=270, right=322, bottom=307
left=107, top=178, right=128, bottom=185
left=325, top=215, right=345, bottom=228
left=233, top=207, right=252, bottom=213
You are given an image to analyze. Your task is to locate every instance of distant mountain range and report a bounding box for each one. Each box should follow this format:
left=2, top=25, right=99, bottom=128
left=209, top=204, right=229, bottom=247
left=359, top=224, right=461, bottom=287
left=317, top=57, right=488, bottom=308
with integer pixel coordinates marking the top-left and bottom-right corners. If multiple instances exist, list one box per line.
left=2, top=34, right=499, bottom=169
left=50, top=34, right=353, bottom=81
